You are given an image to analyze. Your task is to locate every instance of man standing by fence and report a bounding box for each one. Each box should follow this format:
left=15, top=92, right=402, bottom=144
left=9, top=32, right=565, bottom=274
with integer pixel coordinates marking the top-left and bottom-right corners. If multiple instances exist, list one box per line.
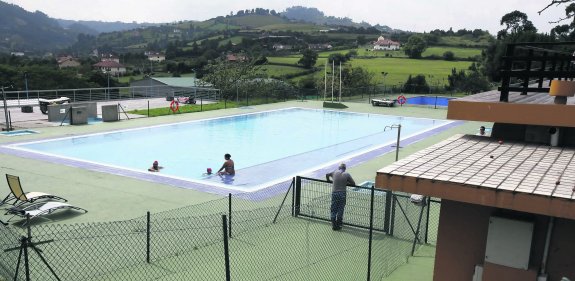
left=326, top=163, right=355, bottom=231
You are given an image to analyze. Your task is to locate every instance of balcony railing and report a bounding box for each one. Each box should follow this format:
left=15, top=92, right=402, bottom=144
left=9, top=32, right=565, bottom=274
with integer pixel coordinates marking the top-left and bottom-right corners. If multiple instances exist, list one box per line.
left=498, top=42, right=575, bottom=102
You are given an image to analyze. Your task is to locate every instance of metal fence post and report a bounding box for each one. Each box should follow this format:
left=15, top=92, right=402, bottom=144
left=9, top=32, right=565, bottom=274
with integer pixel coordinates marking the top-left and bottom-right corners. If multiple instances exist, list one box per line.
left=294, top=176, right=302, bottom=217
left=411, top=203, right=426, bottom=256
left=383, top=190, right=392, bottom=233
left=222, top=215, right=231, bottom=281
left=390, top=195, right=396, bottom=236
left=146, top=211, right=151, bottom=263
left=366, top=183, right=375, bottom=281
left=425, top=197, right=431, bottom=244
left=228, top=193, right=232, bottom=238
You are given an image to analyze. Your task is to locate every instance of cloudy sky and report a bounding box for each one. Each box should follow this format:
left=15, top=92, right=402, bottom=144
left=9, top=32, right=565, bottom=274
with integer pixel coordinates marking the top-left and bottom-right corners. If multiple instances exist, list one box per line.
left=4, top=0, right=568, bottom=34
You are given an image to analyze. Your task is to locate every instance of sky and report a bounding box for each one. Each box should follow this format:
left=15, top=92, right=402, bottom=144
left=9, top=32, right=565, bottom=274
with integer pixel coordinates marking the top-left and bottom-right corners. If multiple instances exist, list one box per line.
left=3, top=0, right=569, bottom=35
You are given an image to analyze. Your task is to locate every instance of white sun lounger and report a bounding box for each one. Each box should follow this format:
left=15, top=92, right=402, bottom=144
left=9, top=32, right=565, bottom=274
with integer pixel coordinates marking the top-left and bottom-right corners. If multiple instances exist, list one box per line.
left=6, top=201, right=87, bottom=225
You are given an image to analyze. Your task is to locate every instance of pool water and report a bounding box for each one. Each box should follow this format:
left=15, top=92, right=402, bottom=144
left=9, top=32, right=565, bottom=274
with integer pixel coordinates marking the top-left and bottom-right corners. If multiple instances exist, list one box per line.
left=407, top=96, right=454, bottom=106
left=7, top=108, right=451, bottom=191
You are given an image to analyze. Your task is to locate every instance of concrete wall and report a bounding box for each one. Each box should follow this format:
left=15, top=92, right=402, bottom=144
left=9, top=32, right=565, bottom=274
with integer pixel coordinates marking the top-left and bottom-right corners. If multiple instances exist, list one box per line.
left=433, top=200, right=575, bottom=281
left=47, top=102, right=97, bottom=122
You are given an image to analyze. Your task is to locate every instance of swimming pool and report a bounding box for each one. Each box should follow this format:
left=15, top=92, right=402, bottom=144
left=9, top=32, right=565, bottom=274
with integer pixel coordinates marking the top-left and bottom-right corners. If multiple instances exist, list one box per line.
left=4, top=108, right=453, bottom=192
left=407, top=96, right=454, bottom=107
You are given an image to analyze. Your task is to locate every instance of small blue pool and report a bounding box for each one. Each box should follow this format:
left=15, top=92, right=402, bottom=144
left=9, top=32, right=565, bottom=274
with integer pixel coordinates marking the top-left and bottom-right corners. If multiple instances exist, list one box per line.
left=407, top=96, right=454, bottom=107
left=0, top=130, right=39, bottom=136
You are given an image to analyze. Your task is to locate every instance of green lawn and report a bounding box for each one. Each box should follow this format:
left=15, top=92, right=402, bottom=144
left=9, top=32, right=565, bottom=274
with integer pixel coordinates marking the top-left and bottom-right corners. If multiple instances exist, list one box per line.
left=261, top=64, right=308, bottom=77
left=267, top=57, right=300, bottom=65
left=348, top=57, right=472, bottom=85
left=422, top=46, right=482, bottom=58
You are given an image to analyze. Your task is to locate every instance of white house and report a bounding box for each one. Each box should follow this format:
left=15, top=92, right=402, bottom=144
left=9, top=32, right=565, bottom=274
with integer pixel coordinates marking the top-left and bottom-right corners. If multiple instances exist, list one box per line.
left=146, top=52, right=166, bottom=62
left=373, top=36, right=400, bottom=51
left=93, top=61, right=126, bottom=76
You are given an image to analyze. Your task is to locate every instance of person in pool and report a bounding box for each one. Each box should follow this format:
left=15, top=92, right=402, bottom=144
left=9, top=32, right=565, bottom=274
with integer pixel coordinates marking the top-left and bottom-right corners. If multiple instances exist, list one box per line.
left=148, top=160, right=163, bottom=172
left=217, top=153, right=235, bottom=176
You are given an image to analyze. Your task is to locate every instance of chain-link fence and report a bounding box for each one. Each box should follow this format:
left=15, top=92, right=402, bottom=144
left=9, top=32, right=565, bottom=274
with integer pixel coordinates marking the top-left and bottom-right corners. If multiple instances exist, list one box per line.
left=0, top=177, right=440, bottom=281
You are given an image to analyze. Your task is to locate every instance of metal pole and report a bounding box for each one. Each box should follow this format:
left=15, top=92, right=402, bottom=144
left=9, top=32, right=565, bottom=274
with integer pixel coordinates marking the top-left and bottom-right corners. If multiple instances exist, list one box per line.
left=228, top=193, right=232, bottom=238
left=146, top=211, right=151, bottom=263
left=324, top=61, right=327, bottom=101
left=395, top=124, right=401, bottom=161
left=411, top=203, right=426, bottom=256
left=222, top=215, right=231, bottom=281
left=366, top=183, right=375, bottom=281
left=339, top=61, right=342, bottom=102
left=331, top=61, right=335, bottom=102
left=2, top=86, right=10, bottom=131
left=24, top=72, right=29, bottom=100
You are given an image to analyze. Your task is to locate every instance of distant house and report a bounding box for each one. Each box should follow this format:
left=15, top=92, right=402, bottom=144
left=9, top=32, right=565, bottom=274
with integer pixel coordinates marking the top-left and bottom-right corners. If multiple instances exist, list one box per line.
left=10, top=52, right=25, bottom=57
left=146, top=52, right=166, bottom=62
left=308, top=43, right=333, bottom=50
left=93, top=61, right=126, bottom=76
left=272, top=44, right=292, bottom=51
left=100, top=53, right=120, bottom=63
left=226, top=54, right=248, bottom=62
left=373, top=36, right=400, bottom=51
left=57, top=56, right=81, bottom=69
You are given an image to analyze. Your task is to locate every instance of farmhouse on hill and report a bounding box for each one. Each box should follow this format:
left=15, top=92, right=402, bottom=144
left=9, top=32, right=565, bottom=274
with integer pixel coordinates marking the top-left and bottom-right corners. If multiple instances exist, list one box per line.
left=372, top=36, right=400, bottom=51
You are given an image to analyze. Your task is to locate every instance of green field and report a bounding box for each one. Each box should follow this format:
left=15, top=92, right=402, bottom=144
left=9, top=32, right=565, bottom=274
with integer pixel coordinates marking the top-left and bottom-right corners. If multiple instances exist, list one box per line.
left=261, top=64, right=309, bottom=77
left=269, top=55, right=473, bottom=86
left=422, top=47, right=482, bottom=58
left=218, top=36, right=244, bottom=46
left=347, top=58, right=472, bottom=85
left=267, top=57, right=301, bottom=65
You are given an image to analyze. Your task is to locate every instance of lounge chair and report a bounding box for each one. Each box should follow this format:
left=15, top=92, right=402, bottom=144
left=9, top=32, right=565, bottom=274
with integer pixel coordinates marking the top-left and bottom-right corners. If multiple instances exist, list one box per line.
left=1, top=174, right=67, bottom=209
left=6, top=201, right=87, bottom=225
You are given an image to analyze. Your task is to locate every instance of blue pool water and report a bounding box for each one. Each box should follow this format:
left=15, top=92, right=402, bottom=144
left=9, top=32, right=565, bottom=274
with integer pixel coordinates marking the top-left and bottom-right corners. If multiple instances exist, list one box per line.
left=407, top=96, right=454, bottom=106
left=8, top=108, right=451, bottom=191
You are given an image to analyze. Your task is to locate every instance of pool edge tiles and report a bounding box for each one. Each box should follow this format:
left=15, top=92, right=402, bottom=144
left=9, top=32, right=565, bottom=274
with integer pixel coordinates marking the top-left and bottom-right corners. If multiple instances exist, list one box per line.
left=0, top=108, right=462, bottom=198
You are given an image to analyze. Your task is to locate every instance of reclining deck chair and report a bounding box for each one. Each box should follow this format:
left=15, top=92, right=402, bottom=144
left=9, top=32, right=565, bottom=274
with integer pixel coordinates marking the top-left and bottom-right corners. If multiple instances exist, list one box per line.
left=6, top=201, right=87, bottom=225
left=1, top=174, right=67, bottom=209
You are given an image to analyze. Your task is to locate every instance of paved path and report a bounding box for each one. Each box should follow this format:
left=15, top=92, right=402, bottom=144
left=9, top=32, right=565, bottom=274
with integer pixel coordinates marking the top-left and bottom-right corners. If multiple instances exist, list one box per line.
left=1, top=98, right=212, bottom=129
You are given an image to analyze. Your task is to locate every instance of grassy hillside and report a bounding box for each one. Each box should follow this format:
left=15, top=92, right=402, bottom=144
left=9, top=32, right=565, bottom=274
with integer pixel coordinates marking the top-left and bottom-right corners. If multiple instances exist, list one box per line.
left=257, top=23, right=325, bottom=32
left=227, top=15, right=287, bottom=28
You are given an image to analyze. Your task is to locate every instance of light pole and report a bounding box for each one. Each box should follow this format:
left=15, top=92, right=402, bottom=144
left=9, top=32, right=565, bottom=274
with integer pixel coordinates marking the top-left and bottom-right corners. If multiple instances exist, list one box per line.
left=24, top=72, right=29, bottom=100
left=381, top=72, right=388, bottom=97
left=107, top=71, right=110, bottom=100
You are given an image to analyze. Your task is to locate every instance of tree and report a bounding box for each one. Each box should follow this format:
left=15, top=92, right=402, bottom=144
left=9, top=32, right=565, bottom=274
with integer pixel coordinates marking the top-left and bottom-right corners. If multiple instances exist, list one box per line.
left=499, top=10, right=537, bottom=37
left=443, top=51, right=455, bottom=61
left=297, top=49, right=318, bottom=69
left=482, top=11, right=552, bottom=81
left=402, top=74, right=429, bottom=93
left=403, top=35, right=427, bottom=59
left=447, top=64, right=491, bottom=94
left=200, top=56, right=262, bottom=101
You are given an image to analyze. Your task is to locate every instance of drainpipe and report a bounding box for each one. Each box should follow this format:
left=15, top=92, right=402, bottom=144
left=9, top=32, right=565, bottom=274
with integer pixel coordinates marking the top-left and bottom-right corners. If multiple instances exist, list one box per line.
left=539, top=217, right=554, bottom=279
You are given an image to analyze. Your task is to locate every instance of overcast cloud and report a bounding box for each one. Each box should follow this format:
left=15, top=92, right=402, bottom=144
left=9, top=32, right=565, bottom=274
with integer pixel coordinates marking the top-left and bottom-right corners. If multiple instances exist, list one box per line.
left=3, top=0, right=568, bottom=35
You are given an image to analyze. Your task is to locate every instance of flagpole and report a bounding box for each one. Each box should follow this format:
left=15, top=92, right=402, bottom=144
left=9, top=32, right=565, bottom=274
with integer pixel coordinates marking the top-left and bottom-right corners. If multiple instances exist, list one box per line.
left=331, top=60, right=334, bottom=102
left=324, top=61, right=327, bottom=101
left=339, top=61, right=342, bottom=102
